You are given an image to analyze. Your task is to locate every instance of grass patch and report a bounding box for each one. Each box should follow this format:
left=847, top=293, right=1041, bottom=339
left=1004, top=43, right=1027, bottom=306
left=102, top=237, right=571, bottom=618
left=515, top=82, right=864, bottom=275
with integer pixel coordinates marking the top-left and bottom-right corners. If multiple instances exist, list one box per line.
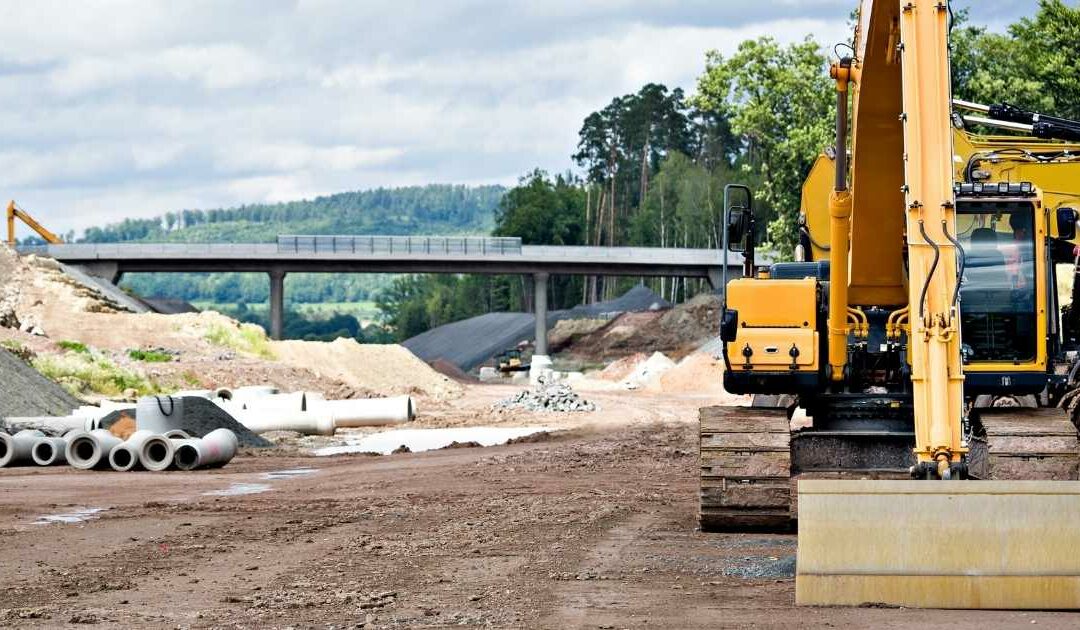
left=0, top=339, right=34, bottom=362
left=57, top=340, right=90, bottom=354
left=128, top=348, right=174, bottom=363
left=33, top=351, right=159, bottom=397
left=204, top=322, right=276, bottom=359
left=180, top=370, right=202, bottom=386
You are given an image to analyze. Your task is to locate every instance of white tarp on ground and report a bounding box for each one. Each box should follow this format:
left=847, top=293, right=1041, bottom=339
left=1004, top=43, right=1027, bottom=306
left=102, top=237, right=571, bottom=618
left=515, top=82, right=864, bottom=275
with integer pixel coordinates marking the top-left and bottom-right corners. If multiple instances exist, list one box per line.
left=312, top=426, right=551, bottom=456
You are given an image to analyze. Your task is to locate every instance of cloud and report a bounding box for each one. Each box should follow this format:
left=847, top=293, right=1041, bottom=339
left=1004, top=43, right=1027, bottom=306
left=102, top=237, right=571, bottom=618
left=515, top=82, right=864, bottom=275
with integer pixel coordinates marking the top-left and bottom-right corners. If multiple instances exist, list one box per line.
left=0, top=0, right=1038, bottom=235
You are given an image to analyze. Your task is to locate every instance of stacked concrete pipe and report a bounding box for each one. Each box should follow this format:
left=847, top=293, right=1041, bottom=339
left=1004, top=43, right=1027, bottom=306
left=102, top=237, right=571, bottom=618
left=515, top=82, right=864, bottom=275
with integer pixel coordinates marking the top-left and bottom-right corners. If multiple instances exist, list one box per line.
left=0, top=430, right=45, bottom=467
left=66, top=429, right=123, bottom=470
left=31, top=437, right=68, bottom=466
left=173, top=429, right=238, bottom=471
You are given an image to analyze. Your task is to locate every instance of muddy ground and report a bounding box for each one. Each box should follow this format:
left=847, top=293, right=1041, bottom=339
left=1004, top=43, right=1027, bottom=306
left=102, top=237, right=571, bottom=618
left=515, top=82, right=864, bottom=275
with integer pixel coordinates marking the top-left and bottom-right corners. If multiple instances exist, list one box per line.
left=0, top=388, right=1077, bottom=629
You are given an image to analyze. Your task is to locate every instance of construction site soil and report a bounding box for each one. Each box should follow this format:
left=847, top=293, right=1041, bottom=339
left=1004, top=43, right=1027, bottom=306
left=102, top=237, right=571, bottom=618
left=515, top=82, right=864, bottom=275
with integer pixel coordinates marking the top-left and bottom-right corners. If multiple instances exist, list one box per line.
left=1, top=386, right=1076, bottom=629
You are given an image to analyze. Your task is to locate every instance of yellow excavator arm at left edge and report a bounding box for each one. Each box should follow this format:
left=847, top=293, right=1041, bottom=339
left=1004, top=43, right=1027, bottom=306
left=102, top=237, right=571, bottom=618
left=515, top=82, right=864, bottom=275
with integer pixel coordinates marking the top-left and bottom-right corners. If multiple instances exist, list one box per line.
left=6, top=200, right=63, bottom=246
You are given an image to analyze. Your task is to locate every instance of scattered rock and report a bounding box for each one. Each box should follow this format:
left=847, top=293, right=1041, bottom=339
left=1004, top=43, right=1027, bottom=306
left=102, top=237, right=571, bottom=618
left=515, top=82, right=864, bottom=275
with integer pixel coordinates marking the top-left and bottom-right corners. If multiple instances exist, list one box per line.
left=493, top=379, right=596, bottom=413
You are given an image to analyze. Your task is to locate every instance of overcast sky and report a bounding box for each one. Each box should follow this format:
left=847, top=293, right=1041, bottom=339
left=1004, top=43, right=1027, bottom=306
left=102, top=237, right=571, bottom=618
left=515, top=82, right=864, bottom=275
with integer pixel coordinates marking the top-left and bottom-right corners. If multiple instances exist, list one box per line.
left=0, top=0, right=1034, bottom=235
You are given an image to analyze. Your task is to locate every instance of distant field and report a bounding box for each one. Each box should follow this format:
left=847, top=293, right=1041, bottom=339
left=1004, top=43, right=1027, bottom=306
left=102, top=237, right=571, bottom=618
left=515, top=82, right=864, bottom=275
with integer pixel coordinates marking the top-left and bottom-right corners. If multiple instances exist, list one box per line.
left=191, top=301, right=381, bottom=323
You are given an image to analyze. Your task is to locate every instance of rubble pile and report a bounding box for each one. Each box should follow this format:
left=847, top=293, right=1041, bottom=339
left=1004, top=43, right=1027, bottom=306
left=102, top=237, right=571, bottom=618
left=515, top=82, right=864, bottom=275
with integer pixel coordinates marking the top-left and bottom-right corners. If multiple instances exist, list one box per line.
left=494, top=381, right=596, bottom=413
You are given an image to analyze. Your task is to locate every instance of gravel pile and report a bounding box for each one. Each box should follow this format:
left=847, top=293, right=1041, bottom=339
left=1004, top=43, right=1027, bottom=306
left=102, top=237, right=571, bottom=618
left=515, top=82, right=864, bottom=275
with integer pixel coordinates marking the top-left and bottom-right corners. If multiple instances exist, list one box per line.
left=494, top=381, right=596, bottom=413
left=99, top=396, right=271, bottom=447
left=0, top=347, right=80, bottom=420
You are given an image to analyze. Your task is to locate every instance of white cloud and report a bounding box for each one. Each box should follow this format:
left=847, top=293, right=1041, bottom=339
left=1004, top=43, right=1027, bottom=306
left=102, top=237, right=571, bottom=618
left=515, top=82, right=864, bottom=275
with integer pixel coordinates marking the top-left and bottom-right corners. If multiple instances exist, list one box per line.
left=0, top=0, right=1037, bottom=235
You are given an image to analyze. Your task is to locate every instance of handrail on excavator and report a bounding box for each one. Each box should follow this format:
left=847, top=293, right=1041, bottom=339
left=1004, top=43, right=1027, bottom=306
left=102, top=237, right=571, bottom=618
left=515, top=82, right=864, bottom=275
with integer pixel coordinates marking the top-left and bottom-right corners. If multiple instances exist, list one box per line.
left=5, top=200, right=62, bottom=246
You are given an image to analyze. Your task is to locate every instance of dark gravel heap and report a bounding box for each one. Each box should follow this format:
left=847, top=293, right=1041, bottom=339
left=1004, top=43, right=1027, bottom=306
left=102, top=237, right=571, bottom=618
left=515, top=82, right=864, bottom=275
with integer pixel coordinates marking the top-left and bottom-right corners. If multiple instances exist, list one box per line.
left=100, top=396, right=271, bottom=448
left=0, top=347, right=80, bottom=420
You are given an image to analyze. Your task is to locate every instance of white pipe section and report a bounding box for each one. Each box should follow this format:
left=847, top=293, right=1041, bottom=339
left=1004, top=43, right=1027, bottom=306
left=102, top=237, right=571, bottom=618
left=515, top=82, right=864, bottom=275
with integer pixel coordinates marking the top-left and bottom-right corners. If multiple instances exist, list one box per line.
left=0, top=430, right=44, bottom=467
left=31, top=437, right=68, bottom=466
left=0, top=433, right=12, bottom=467
left=66, top=429, right=123, bottom=470
left=108, top=444, right=139, bottom=471
left=234, top=410, right=336, bottom=436
left=163, top=429, right=191, bottom=440
left=124, top=430, right=174, bottom=472
left=314, top=396, right=415, bottom=427
left=3, top=416, right=94, bottom=434
left=173, top=429, right=238, bottom=471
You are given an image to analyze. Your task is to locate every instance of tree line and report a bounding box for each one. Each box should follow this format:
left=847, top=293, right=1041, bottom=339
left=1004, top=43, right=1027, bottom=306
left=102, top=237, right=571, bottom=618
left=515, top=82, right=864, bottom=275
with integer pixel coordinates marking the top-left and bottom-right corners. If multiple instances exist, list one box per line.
left=377, top=1, right=1080, bottom=340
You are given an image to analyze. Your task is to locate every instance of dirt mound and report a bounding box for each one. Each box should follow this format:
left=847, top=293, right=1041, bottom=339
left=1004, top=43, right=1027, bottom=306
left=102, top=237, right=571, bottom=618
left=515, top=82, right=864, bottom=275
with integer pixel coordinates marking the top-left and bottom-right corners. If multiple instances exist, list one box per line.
left=548, top=318, right=608, bottom=352
left=430, top=359, right=479, bottom=383
left=561, top=293, right=720, bottom=362
left=273, top=338, right=463, bottom=399
left=0, top=346, right=81, bottom=419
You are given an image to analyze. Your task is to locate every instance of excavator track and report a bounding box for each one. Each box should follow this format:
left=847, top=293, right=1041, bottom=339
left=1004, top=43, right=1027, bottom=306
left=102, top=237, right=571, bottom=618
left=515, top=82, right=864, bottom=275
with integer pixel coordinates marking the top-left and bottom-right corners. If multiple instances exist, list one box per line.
left=699, top=406, right=793, bottom=532
left=967, top=407, right=1080, bottom=480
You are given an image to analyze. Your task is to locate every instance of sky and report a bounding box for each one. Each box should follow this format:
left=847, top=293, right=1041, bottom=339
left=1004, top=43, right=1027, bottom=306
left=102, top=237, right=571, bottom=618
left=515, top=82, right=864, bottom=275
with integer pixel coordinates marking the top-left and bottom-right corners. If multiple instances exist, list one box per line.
left=0, top=0, right=1036, bottom=235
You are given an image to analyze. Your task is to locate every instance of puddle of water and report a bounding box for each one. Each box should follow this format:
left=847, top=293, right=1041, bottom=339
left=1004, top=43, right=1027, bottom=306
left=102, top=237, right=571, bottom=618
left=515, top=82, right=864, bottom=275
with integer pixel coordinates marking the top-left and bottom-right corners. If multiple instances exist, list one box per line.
left=312, top=426, right=552, bottom=457
left=262, top=468, right=318, bottom=480
left=203, top=483, right=272, bottom=497
left=33, top=507, right=107, bottom=525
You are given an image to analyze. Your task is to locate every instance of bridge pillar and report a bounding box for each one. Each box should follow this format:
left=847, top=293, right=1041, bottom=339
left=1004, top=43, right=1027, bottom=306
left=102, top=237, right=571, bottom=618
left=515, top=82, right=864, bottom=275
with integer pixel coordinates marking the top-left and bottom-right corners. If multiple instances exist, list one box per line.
left=269, top=269, right=286, bottom=340
left=533, top=272, right=549, bottom=356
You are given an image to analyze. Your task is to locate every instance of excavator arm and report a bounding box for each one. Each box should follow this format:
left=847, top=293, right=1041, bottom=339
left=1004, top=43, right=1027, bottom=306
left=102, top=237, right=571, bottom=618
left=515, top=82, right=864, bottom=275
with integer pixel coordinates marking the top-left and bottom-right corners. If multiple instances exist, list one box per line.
left=6, top=200, right=62, bottom=246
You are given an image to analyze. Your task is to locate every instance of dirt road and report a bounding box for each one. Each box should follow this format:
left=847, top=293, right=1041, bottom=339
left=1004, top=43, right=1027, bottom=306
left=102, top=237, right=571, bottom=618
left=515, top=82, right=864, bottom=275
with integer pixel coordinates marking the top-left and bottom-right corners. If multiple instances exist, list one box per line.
left=0, top=391, right=1077, bottom=628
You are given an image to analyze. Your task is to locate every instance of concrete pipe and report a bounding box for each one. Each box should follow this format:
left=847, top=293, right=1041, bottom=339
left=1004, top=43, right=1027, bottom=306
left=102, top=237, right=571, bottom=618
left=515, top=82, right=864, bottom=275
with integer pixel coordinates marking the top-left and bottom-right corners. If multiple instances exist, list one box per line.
left=163, top=429, right=191, bottom=440
left=235, top=410, right=336, bottom=436
left=0, top=430, right=45, bottom=467
left=315, top=395, right=415, bottom=427
left=124, top=430, right=175, bottom=472
left=0, top=433, right=11, bottom=467
left=2, top=415, right=93, bottom=435
left=172, top=428, right=238, bottom=471
left=31, top=437, right=68, bottom=466
left=66, top=429, right=123, bottom=470
left=108, top=444, right=139, bottom=471
left=234, top=392, right=309, bottom=412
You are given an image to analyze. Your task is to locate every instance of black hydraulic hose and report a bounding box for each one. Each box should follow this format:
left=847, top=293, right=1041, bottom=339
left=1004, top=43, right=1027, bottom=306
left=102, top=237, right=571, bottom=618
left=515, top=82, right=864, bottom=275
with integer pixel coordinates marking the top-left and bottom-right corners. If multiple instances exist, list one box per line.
left=941, top=219, right=965, bottom=307
left=918, top=220, right=941, bottom=322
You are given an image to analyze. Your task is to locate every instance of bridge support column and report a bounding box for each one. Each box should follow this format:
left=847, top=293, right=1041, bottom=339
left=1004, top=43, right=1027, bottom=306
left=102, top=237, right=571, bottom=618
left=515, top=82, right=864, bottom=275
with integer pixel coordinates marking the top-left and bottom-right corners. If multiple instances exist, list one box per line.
left=269, top=269, right=286, bottom=341
left=533, top=272, right=548, bottom=356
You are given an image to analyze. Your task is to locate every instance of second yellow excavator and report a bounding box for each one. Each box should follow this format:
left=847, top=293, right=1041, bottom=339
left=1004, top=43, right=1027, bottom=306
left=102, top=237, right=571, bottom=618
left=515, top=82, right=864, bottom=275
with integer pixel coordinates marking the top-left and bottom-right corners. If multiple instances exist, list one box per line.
left=700, top=0, right=1080, bottom=609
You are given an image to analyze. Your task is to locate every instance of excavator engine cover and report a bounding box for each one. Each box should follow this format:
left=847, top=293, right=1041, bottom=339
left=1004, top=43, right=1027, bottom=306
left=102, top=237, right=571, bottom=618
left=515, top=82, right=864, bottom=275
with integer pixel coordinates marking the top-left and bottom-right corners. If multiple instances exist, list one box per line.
left=796, top=480, right=1080, bottom=609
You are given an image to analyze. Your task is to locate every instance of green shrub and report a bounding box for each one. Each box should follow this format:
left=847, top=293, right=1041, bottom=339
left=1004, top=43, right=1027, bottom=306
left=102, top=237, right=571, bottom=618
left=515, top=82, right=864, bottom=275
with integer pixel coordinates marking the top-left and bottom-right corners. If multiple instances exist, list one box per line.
left=33, top=352, right=159, bottom=397
left=203, top=322, right=275, bottom=359
left=57, top=340, right=90, bottom=354
left=128, top=349, right=173, bottom=363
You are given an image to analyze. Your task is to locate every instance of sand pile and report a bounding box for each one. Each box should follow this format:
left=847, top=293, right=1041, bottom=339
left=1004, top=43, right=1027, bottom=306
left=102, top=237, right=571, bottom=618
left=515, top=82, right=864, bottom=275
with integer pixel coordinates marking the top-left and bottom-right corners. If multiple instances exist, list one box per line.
left=621, top=352, right=676, bottom=390
left=273, top=338, right=463, bottom=399
left=656, top=352, right=728, bottom=394
left=548, top=318, right=609, bottom=351
left=594, top=353, right=648, bottom=381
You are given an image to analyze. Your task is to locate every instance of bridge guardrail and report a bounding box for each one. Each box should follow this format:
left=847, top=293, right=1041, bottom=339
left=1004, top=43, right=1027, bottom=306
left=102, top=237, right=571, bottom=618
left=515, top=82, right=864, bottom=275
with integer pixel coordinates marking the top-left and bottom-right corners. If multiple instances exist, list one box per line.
left=277, top=235, right=522, bottom=256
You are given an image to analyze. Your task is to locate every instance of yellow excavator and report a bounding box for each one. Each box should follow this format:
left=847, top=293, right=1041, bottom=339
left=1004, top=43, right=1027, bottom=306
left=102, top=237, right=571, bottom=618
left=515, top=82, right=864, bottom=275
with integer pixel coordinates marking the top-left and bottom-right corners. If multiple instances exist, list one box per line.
left=5, top=200, right=62, bottom=246
left=701, top=0, right=1080, bottom=609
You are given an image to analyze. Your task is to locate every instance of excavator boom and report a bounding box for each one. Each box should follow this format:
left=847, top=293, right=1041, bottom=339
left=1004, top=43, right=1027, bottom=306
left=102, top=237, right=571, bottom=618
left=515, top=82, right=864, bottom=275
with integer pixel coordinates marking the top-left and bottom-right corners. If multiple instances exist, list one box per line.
left=6, top=200, right=62, bottom=246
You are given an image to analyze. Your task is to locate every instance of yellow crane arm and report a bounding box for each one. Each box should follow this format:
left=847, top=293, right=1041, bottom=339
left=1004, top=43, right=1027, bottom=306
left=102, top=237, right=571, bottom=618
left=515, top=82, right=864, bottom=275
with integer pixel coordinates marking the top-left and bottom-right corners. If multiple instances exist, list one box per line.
left=6, top=200, right=62, bottom=246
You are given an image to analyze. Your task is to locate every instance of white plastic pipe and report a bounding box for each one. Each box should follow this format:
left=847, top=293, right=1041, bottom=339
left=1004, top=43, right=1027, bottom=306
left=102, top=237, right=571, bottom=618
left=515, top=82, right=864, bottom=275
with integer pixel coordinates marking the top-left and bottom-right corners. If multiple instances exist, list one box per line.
left=124, top=430, right=174, bottom=472
left=314, top=395, right=415, bottom=427
left=31, top=437, right=68, bottom=466
left=0, top=430, right=45, bottom=467
left=66, top=429, right=123, bottom=470
left=172, top=428, right=238, bottom=471
left=108, top=443, right=139, bottom=471
left=234, top=410, right=336, bottom=436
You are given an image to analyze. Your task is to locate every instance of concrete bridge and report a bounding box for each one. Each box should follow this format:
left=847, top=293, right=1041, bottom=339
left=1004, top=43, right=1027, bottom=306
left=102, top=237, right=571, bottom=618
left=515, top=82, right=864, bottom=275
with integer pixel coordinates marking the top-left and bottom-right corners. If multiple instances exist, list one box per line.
left=22, top=235, right=741, bottom=347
